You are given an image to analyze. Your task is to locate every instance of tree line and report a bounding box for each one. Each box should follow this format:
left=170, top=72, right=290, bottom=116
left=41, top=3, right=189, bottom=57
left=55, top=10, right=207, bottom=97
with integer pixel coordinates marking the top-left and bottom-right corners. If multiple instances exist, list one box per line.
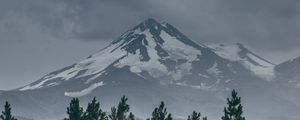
left=1, top=89, right=245, bottom=120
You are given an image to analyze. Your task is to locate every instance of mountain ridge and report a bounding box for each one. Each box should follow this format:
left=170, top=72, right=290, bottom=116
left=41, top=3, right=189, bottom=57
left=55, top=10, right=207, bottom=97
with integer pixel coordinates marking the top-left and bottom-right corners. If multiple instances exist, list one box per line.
left=18, top=18, right=275, bottom=92
left=1, top=18, right=300, bottom=120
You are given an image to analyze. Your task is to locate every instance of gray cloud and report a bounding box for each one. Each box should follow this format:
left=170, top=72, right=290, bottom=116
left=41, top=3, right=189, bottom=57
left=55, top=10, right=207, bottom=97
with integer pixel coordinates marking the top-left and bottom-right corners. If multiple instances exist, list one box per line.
left=1, top=0, right=300, bottom=51
left=65, top=0, right=300, bottom=51
left=212, top=0, right=300, bottom=50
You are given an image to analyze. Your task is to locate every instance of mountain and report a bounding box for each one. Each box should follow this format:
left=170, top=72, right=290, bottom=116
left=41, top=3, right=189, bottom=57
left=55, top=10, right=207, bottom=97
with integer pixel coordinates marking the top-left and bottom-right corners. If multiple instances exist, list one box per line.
left=209, top=43, right=275, bottom=80
left=0, top=18, right=299, bottom=120
left=275, top=56, right=300, bottom=87
left=18, top=19, right=269, bottom=93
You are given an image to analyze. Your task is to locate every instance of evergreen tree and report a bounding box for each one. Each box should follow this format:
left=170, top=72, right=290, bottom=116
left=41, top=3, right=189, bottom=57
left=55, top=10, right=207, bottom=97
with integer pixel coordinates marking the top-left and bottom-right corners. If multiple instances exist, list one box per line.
left=83, top=97, right=107, bottom=120
left=187, top=111, right=200, bottom=120
left=0, top=101, right=17, bottom=120
left=116, top=96, right=130, bottom=120
left=187, top=111, right=207, bottom=120
left=65, top=98, right=84, bottom=120
left=165, top=114, right=172, bottom=120
left=222, top=89, right=245, bottom=120
left=127, top=112, right=135, bottom=120
left=109, top=107, right=117, bottom=120
left=109, top=96, right=134, bottom=120
left=149, top=102, right=172, bottom=120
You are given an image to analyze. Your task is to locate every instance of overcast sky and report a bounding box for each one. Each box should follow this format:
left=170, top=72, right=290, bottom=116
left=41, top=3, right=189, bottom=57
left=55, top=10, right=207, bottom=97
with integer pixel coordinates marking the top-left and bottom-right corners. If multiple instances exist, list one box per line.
left=1, top=0, right=300, bottom=90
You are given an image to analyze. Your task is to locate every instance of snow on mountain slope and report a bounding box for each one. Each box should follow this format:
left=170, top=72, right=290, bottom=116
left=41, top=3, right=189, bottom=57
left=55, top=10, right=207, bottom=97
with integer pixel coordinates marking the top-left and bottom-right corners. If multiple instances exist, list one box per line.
left=19, top=18, right=207, bottom=91
left=64, top=81, right=105, bottom=97
left=19, top=19, right=277, bottom=93
left=209, top=43, right=276, bottom=80
left=4, top=18, right=300, bottom=120
left=115, top=29, right=202, bottom=80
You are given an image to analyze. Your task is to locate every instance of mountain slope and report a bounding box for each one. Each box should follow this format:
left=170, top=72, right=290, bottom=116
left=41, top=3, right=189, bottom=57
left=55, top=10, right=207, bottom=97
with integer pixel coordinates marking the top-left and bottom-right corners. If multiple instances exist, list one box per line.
left=0, top=18, right=298, bottom=120
left=18, top=18, right=260, bottom=93
left=209, top=43, right=275, bottom=80
left=275, top=56, right=300, bottom=87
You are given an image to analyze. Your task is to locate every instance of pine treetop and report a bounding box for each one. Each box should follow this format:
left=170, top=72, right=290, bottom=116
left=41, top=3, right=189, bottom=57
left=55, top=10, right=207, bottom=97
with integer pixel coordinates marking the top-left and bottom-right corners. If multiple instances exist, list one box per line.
left=150, top=101, right=172, bottom=120
left=0, top=101, right=17, bottom=120
left=83, top=97, right=107, bottom=120
left=128, top=112, right=135, bottom=120
left=187, top=111, right=207, bottom=120
left=222, top=89, right=245, bottom=120
left=65, top=98, right=84, bottom=120
left=187, top=111, right=201, bottom=120
left=109, top=96, right=134, bottom=120
left=109, top=107, right=117, bottom=120
left=116, top=96, right=130, bottom=120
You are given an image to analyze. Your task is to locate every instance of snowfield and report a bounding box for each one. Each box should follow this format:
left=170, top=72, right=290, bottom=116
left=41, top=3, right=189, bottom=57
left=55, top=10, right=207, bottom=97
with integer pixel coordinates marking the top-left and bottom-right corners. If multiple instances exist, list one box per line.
left=64, top=81, right=105, bottom=97
left=209, top=43, right=276, bottom=80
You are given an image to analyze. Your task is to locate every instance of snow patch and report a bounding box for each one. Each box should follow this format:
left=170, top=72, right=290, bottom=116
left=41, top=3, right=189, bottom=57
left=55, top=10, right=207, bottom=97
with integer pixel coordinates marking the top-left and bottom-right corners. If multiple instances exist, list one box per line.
left=160, top=31, right=201, bottom=61
left=20, top=67, right=80, bottom=91
left=207, top=62, right=221, bottom=76
left=64, top=81, right=105, bottom=97
left=210, top=44, right=242, bottom=61
left=115, top=30, right=169, bottom=79
left=20, top=82, right=44, bottom=91
left=225, top=79, right=232, bottom=83
left=242, top=60, right=275, bottom=80
left=175, top=82, right=213, bottom=90
left=160, top=30, right=201, bottom=80
left=190, top=83, right=212, bottom=90
left=175, top=82, right=188, bottom=87
left=130, top=66, right=142, bottom=73
left=114, top=29, right=202, bottom=81
left=209, top=44, right=275, bottom=80
left=198, top=73, right=210, bottom=78
left=47, top=82, right=59, bottom=87
left=247, top=53, right=273, bottom=67
left=85, top=71, right=106, bottom=84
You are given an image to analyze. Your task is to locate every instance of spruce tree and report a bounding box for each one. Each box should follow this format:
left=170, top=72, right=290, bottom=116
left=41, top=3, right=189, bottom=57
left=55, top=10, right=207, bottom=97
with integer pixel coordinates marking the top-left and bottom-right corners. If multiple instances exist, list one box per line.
left=127, top=112, right=135, bottom=120
left=0, top=101, right=17, bottom=120
left=187, top=111, right=200, bottom=120
left=83, top=97, right=107, bottom=120
left=116, top=96, right=130, bottom=120
left=109, top=96, right=134, bottom=120
left=187, top=111, right=207, bottom=120
left=109, top=107, right=117, bottom=120
left=165, top=114, right=172, bottom=120
left=149, top=102, right=172, bottom=120
left=65, top=98, right=84, bottom=120
left=222, top=89, right=245, bottom=120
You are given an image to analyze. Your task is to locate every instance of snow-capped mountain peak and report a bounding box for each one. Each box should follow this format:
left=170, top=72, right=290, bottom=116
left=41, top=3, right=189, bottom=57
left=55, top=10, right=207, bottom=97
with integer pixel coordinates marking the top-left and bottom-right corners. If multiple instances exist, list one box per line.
left=19, top=18, right=207, bottom=91
left=19, top=19, right=276, bottom=94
